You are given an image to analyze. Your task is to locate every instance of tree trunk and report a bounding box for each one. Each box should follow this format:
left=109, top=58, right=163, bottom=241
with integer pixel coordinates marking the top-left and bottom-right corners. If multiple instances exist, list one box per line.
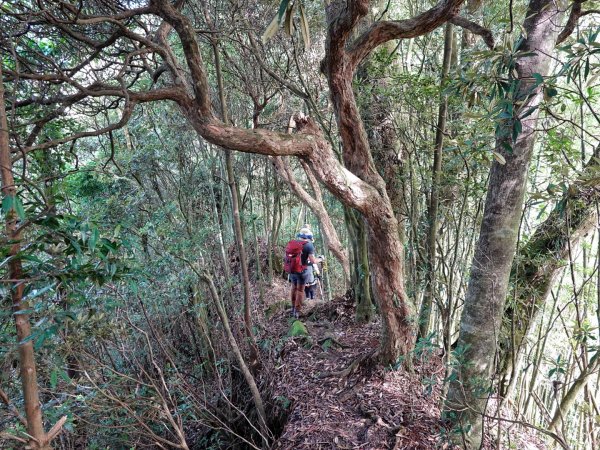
left=366, top=210, right=415, bottom=362
left=0, top=63, right=51, bottom=449
left=419, top=22, right=453, bottom=340
left=323, top=2, right=417, bottom=363
left=550, top=352, right=600, bottom=431
left=444, top=1, right=563, bottom=446
left=212, top=41, right=257, bottom=359
left=346, top=207, right=374, bottom=322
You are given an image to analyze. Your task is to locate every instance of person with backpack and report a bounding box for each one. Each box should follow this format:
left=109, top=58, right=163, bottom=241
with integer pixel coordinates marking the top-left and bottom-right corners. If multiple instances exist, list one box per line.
left=284, top=227, right=321, bottom=318
left=304, top=261, right=320, bottom=301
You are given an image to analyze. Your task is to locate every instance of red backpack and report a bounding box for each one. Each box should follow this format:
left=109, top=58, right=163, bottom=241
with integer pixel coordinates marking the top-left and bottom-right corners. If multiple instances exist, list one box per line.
left=284, top=240, right=306, bottom=274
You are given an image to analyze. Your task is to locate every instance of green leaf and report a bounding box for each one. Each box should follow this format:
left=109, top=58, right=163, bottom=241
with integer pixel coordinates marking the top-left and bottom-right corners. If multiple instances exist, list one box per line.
left=89, top=227, right=99, bottom=251
left=14, top=197, right=25, bottom=221
left=50, top=369, right=58, bottom=389
left=277, top=0, right=290, bottom=21
left=545, top=86, right=558, bottom=97
left=512, top=119, right=522, bottom=142
left=532, top=73, right=544, bottom=85
left=521, top=106, right=538, bottom=118
left=23, top=284, right=55, bottom=302
left=2, top=195, right=14, bottom=215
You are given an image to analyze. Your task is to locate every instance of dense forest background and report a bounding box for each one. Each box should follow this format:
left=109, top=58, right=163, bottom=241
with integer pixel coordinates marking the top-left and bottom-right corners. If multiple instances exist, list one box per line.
left=0, top=0, right=599, bottom=449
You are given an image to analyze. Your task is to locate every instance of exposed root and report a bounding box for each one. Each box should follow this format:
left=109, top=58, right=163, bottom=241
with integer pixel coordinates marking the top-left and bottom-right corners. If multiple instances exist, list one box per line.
left=317, top=335, right=349, bottom=349
left=318, top=349, right=378, bottom=379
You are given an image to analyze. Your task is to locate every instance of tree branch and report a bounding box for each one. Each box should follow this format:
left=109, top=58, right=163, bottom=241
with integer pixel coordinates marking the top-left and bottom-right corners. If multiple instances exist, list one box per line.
left=557, top=0, right=600, bottom=44
left=11, top=100, right=137, bottom=160
left=449, top=16, right=494, bottom=49
left=348, top=0, right=465, bottom=69
left=150, top=0, right=213, bottom=117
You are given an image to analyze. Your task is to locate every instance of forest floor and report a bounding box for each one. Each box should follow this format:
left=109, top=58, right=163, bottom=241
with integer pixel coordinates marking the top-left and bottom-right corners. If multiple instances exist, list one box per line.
left=257, top=279, right=547, bottom=450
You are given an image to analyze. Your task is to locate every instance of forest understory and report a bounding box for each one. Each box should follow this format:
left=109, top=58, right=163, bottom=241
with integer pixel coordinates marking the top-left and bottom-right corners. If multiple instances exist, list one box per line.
left=257, top=279, right=546, bottom=450
left=1, top=0, right=599, bottom=448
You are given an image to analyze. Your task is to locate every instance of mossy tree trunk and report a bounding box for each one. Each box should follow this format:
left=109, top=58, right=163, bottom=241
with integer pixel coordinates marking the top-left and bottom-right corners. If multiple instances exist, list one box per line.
left=345, top=207, right=374, bottom=322
left=499, top=147, right=600, bottom=396
left=444, top=0, right=563, bottom=446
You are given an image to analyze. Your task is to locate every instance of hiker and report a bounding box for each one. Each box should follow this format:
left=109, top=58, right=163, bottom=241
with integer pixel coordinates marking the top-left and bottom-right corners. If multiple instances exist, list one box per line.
left=284, top=227, right=321, bottom=318
left=304, top=260, right=320, bottom=300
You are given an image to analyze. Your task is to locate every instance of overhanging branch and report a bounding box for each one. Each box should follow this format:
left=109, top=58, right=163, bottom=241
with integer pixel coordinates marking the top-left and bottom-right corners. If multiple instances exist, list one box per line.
left=557, top=0, right=600, bottom=44
left=450, top=16, right=494, bottom=48
left=348, top=0, right=465, bottom=69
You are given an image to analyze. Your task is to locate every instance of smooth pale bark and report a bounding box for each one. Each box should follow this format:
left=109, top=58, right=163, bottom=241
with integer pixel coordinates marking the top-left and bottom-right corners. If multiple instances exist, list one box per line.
left=444, top=0, right=563, bottom=446
left=499, top=148, right=600, bottom=396
left=0, top=64, right=51, bottom=449
left=419, top=23, right=453, bottom=340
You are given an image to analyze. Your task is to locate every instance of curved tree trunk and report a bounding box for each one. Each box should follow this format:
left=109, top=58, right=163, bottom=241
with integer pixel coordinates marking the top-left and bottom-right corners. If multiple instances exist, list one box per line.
left=151, top=0, right=469, bottom=365
left=323, top=1, right=417, bottom=363
left=444, top=1, right=563, bottom=446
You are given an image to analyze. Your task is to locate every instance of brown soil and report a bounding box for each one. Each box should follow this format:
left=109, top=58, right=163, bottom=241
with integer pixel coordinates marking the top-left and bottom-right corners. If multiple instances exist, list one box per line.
left=259, top=284, right=454, bottom=449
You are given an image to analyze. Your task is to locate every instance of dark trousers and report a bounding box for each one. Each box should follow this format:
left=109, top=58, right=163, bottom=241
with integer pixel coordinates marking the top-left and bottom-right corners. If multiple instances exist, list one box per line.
left=305, top=283, right=316, bottom=299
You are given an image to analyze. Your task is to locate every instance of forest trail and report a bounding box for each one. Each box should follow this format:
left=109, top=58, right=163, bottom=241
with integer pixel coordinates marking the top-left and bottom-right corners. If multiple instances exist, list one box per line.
left=257, top=281, right=547, bottom=449
left=259, top=283, right=452, bottom=449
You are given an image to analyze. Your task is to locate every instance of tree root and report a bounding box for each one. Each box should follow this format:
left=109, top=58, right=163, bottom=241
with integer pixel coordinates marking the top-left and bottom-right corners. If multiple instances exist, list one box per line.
left=318, top=350, right=378, bottom=379
left=317, top=335, right=349, bottom=349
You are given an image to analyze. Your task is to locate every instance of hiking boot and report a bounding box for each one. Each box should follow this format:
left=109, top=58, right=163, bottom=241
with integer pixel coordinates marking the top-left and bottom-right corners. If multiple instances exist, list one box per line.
left=290, top=307, right=296, bottom=317
left=293, top=310, right=299, bottom=319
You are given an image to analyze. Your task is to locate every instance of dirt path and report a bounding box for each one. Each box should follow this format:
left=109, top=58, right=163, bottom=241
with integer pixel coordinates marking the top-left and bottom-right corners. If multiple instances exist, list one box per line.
left=259, top=288, right=449, bottom=449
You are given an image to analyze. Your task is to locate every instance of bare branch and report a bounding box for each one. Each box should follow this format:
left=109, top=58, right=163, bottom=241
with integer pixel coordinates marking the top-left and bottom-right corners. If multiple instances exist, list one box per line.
left=450, top=16, right=494, bottom=49
left=557, top=0, right=600, bottom=44
left=348, top=0, right=465, bottom=69
left=12, top=99, right=137, bottom=160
